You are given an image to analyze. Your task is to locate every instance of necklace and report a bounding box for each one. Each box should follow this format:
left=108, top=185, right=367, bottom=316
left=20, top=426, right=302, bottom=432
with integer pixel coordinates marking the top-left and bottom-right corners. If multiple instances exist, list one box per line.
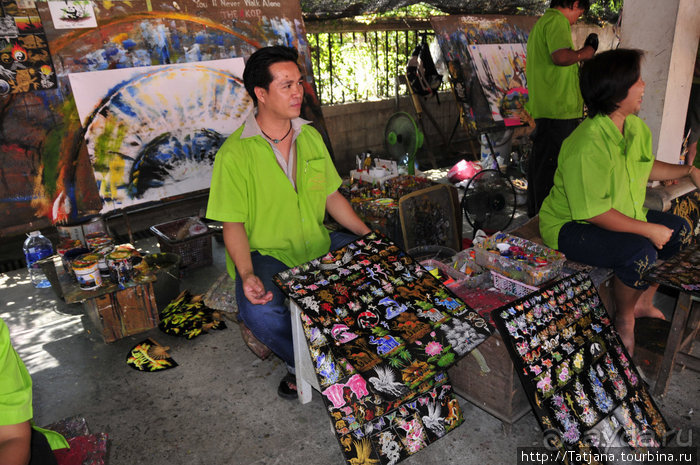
left=260, top=123, right=292, bottom=144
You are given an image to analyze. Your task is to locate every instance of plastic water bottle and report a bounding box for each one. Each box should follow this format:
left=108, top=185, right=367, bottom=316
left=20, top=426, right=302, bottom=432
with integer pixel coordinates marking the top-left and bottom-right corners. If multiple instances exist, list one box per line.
left=23, top=231, right=53, bottom=288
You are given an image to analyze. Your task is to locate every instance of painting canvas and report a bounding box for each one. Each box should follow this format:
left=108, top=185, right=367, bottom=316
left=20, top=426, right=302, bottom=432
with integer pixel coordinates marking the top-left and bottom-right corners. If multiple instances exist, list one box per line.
left=467, top=43, right=527, bottom=126
left=0, top=4, right=56, bottom=95
left=69, top=58, right=249, bottom=212
left=47, top=1, right=96, bottom=29
left=0, top=0, right=326, bottom=233
left=431, top=15, right=536, bottom=133
left=273, top=232, right=494, bottom=464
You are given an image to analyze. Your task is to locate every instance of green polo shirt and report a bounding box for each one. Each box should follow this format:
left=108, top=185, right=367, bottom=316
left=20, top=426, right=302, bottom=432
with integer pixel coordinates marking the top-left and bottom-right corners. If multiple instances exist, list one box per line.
left=525, top=8, right=583, bottom=120
left=206, top=119, right=341, bottom=279
left=539, top=114, right=654, bottom=249
left=0, top=319, right=68, bottom=451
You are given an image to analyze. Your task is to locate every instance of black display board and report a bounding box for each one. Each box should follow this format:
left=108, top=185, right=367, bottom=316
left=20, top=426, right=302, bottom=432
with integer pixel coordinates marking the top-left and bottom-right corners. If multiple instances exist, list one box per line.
left=492, top=272, right=671, bottom=464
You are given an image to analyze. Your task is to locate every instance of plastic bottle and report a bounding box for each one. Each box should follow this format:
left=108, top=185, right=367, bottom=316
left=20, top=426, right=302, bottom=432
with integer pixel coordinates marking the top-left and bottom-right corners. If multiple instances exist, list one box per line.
left=23, top=231, right=53, bottom=288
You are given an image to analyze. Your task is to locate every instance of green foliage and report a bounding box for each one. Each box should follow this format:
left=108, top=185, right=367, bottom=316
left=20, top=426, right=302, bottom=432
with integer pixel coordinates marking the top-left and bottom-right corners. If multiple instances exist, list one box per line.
left=586, top=0, right=623, bottom=25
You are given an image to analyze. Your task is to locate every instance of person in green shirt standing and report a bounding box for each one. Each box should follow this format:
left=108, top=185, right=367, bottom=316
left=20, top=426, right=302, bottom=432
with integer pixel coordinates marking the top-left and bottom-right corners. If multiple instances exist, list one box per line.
left=525, top=0, right=598, bottom=217
left=207, top=45, right=370, bottom=399
left=539, top=49, right=700, bottom=355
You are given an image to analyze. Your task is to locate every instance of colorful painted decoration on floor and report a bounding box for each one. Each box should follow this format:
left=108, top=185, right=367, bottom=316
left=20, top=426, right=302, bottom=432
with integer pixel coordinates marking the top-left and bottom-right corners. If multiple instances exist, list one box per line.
left=273, top=232, right=494, bottom=464
left=159, top=290, right=227, bottom=340
left=126, top=338, right=178, bottom=372
left=644, top=243, right=700, bottom=294
left=492, top=272, right=670, bottom=464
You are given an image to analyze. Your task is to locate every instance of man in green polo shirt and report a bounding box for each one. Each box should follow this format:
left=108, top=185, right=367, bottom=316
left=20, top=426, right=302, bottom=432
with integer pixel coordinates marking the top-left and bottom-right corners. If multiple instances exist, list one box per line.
left=525, top=0, right=598, bottom=217
left=206, top=45, right=370, bottom=399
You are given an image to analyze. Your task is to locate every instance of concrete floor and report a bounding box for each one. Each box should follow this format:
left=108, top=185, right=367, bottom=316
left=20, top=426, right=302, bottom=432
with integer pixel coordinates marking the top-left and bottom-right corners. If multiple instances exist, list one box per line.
left=2, top=230, right=699, bottom=465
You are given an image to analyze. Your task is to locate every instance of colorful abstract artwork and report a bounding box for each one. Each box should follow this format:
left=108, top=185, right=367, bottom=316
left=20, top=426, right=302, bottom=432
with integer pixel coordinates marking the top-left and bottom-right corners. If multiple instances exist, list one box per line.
left=467, top=43, right=527, bottom=126
left=493, top=272, right=670, bottom=464
left=69, top=58, right=250, bottom=212
left=0, top=0, right=56, bottom=95
left=273, top=232, right=494, bottom=464
left=431, top=15, right=536, bottom=133
left=0, top=0, right=325, bottom=232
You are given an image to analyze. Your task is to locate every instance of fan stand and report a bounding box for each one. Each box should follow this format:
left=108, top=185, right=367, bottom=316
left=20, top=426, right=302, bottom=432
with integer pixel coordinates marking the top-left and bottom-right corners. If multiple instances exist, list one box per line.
left=460, top=169, right=516, bottom=238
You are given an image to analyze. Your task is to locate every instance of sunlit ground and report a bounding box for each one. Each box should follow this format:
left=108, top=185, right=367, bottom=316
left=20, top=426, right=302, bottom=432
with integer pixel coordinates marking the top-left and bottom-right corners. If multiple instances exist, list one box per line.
left=1, top=270, right=84, bottom=374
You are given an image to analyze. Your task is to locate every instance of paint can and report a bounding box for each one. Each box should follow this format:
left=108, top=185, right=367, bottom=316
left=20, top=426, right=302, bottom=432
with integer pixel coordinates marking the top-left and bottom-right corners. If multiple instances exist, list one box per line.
left=86, top=233, right=113, bottom=251
left=62, top=247, right=90, bottom=278
left=57, top=215, right=109, bottom=248
left=106, top=249, right=134, bottom=285
left=71, top=253, right=102, bottom=290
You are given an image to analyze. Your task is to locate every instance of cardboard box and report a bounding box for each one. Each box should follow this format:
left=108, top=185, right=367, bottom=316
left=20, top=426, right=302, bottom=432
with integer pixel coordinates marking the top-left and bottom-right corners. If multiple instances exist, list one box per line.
left=448, top=332, right=531, bottom=430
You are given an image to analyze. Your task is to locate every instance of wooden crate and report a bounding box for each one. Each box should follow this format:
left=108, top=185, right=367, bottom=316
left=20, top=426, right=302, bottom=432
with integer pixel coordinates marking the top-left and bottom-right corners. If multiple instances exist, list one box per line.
left=84, top=282, right=160, bottom=343
left=448, top=332, right=531, bottom=430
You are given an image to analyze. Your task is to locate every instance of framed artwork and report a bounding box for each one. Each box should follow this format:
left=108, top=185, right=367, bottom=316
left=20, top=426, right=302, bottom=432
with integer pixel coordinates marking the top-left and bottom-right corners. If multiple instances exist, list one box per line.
left=431, top=15, right=536, bottom=134
left=274, top=232, right=494, bottom=464
left=493, top=272, right=670, bottom=464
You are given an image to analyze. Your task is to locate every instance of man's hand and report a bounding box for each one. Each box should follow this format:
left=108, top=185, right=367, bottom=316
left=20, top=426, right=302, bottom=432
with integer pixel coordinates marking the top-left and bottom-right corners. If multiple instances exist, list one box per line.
left=645, top=223, right=673, bottom=250
left=584, top=33, right=599, bottom=52
left=241, top=273, right=273, bottom=305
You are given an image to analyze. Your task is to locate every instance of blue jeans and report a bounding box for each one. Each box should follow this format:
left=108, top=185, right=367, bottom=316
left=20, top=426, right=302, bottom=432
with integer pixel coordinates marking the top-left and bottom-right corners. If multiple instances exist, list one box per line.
left=235, top=231, right=358, bottom=369
left=557, top=210, right=691, bottom=289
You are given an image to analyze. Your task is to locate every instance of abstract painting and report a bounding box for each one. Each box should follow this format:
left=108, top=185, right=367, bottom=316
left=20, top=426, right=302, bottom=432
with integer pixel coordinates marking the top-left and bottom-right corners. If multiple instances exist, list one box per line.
left=431, top=15, right=536, bottom=133
left=274, top=232, right=494, bottom=464
left=0, top=0, right=326, bottom=233
left=69, top=58, right=250, bottom=212
left=493, top=272, right=670, bottom=464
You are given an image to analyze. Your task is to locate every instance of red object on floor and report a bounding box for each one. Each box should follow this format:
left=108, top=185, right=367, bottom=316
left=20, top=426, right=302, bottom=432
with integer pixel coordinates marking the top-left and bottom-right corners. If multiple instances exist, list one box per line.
left=54, top=433, right=108, bottom=465
left=462, top=238, right=473, bottom=249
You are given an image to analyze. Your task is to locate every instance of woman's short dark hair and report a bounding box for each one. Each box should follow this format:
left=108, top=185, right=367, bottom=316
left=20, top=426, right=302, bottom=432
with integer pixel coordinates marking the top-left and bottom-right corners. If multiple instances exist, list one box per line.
left=579, top=48, right=644, bottom=117
left=243, top=45, right=300, bottom=105
left=550, top=0, right=591, bottom=12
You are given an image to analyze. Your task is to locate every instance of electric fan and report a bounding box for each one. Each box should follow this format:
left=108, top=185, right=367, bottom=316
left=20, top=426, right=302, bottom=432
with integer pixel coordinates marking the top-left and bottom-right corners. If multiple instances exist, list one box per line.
left=384, top=112, right=424, bottom=175
left=461, top=169, right=516, bottom=236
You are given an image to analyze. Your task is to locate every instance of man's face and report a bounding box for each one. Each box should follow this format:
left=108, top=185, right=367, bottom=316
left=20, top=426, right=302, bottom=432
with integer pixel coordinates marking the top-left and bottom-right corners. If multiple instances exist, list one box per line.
left=256, top=61, right=304, bottom=120
left=567, top=1, right=586, bottom=24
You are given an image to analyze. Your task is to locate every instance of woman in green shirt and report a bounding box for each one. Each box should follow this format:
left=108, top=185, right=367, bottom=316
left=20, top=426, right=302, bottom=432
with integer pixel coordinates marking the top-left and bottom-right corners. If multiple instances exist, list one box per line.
left=539, top=49, right=700, bottom=355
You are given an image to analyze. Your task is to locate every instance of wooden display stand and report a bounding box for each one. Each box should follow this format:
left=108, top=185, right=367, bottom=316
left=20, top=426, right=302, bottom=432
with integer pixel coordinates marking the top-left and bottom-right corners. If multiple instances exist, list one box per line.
left=448, top=332, right=530, bottom=433
left=83, top=282, right=159, bottom=343
left=40, top=253, right=160, bottom=343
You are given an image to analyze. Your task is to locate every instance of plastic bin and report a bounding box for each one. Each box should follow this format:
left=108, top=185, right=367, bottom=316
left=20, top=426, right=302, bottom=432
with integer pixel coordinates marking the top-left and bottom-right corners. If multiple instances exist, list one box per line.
left=491, top=271, right=539, bottom=298
left=150, top=218, right=212, bottom=271
left=420, top=258, right=489, bottom=295
left=473, top=232, right=565, bottom=286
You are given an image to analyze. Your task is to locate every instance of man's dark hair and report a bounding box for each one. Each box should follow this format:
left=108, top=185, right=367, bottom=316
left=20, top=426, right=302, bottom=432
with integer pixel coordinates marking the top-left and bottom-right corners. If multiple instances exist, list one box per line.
left=579, top=48, right=644, bottom=117
left=550, top=0, right=590, bottom=12
left=243, top=45, right=299, bottom=105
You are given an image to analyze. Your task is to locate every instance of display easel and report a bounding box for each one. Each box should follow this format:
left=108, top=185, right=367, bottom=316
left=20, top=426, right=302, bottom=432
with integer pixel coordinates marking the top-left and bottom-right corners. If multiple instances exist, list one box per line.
left=431, top=15, right=538, bottom=161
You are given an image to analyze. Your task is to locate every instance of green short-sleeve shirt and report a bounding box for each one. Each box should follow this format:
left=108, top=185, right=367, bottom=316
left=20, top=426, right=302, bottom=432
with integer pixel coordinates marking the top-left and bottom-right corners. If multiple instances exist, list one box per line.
left=0, top=319, right=68, bottom=451
left=539, top=114, right=654, bottom=249
left=525, top=8, right=583, bottom=120
left=206, top=119, right=341, bottom=279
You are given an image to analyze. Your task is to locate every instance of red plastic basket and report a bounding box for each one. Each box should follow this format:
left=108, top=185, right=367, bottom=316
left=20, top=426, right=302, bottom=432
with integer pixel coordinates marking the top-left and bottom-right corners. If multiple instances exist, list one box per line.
left=150, top=218, right=212, bottom=271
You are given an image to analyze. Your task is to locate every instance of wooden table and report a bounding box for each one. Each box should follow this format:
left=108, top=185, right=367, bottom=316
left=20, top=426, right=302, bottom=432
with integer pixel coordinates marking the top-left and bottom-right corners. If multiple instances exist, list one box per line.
left=643, top=242, right=700, bottom=396
left=40, top=254, right=159, bottom=343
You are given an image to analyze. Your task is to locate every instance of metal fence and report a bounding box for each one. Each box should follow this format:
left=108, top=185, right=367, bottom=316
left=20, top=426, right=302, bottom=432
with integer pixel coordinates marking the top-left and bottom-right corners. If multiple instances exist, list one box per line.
left=307, top=27, right=438, bottom=105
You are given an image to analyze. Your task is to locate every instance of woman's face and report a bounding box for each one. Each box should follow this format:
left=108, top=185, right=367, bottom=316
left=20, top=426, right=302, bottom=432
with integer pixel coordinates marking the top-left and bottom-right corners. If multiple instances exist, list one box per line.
left=617, top=76, right=645, bottom=117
